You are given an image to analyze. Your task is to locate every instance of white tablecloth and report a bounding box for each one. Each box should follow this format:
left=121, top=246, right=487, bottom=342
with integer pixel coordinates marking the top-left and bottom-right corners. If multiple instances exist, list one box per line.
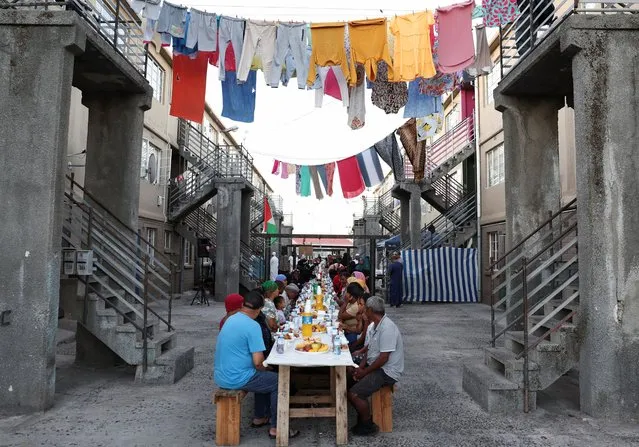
left=264, top=333, right=356, bottom=367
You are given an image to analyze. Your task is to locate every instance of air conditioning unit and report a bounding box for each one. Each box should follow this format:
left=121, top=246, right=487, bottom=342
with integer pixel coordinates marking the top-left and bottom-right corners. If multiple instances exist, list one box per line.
left=157, top=195, right=164, bottom=207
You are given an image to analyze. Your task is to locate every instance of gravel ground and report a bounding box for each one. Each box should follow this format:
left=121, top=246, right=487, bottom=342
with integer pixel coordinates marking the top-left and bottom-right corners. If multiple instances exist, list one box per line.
left=2, top=295, right=639, bottom=447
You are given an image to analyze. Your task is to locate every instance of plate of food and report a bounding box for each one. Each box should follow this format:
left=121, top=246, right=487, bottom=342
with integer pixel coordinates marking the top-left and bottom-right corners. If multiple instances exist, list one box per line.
left=312, top=323, right=327, bottom=333
left=295, top=340, right=330, bottom=353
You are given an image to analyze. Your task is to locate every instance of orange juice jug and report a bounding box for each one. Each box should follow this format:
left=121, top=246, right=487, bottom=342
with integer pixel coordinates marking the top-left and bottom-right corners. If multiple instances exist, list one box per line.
left=302, top=312, right=313, bottom=338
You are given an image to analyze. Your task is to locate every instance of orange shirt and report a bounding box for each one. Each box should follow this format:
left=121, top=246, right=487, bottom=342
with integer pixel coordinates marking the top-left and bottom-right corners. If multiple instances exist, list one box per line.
left=307, top=22, right=353, bottom=87
left=390, top=12, right=436, bottom=81
left=348, top=18, right=393, bottom=84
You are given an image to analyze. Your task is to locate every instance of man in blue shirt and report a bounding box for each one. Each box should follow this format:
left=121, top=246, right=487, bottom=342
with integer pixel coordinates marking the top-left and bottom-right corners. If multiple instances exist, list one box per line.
left=214, top=291, right=300, bottom=439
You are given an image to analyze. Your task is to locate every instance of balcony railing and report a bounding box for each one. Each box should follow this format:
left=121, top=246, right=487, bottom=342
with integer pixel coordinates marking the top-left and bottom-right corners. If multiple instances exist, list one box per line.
left=1, top=0, right=146, bottom=74
left=400, top=113, right=475, bottom=181
left=500, top=1, right=639, bottom=77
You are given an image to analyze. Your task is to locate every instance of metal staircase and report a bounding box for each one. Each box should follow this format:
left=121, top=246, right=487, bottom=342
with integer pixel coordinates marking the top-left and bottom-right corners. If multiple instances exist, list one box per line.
left=175, top=206, right=217, bottom=253
left=421, top=174, right=467, bottom=214
left=463, top=199, right=579, bottom=412
left=379, top=190, right=401, bottom=234
left=426, top=113, right=475, bottom=183
left=400, top=193, right=477, bottom=250
left=62, top=175, right=194, bottom=384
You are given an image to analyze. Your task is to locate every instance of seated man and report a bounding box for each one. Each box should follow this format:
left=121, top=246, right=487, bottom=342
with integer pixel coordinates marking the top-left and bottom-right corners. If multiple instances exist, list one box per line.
left=348, top=296, right=404, bottom=436
left=214, top=291, right=300, bottom=439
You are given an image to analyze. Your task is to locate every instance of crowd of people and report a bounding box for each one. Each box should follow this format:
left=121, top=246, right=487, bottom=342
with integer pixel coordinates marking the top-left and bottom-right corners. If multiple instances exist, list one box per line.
left=213, top=254, right=405, bottom=439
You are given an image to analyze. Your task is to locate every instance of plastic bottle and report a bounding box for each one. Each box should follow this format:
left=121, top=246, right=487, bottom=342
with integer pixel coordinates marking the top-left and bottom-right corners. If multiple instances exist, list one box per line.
left=333, top=331, right=341, bottom=356
left=276, top=334, right=285, bottom=354
left=302, top=298, right=313, bottom=338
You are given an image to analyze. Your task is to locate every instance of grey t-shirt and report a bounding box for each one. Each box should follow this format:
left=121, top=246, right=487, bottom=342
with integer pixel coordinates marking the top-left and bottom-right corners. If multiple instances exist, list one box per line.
left=365, top=315, right=404, bottom=381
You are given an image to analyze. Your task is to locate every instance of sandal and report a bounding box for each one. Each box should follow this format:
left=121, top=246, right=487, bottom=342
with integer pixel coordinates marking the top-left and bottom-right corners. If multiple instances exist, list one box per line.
left=268, top=429, right=300, bottom=439
left=250, top=418, right=270, bottom=428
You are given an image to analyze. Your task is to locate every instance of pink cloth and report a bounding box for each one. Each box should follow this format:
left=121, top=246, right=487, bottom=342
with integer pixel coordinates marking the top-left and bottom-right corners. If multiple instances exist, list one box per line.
left=336, top=156, right=365, bottom=199
left=324, top=67, right=342, bottom=101
left=325, top=162, right=335, bottom=196
left=281, top=162, right=289, bottom=179
left=353, top=271, right=365, bottom=281
left=272, top=160, right=280, bottom=175
left=436, top=0, right=475, bottom=73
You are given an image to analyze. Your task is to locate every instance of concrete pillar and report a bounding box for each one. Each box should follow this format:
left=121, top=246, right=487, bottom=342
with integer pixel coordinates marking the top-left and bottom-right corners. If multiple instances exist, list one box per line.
left=83, top=92, right=151, bottom=228
left=215, top=182, right=244, bottom=301
left=495, top=95, right=563, bottom=249
left=566, top=23, right=639, bottom=419
left=409, top=188, right=422, bottom=249
left=240, top=190, right=252, bottom=245
left=0, top=24, right=84, bottom=412
left=399, top=196, right=410, bottom=246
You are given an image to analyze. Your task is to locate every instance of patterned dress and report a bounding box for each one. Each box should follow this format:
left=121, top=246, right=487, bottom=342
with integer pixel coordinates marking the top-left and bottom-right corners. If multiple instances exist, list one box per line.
left=371, top=61, right=408, bottom=114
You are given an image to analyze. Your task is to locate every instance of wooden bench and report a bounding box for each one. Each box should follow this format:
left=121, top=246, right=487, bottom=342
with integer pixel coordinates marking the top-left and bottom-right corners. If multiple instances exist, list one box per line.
left=213, top=389, right=247, bottom=446
left=371, top=385, right=395, bottom=433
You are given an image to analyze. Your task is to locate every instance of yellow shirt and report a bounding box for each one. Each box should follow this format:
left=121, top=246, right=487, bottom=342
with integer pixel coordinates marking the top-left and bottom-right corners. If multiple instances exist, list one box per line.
left=343, top=301, right=359, bottom=331
left=390, top=12, right=436, bottom=81
left=348, top=18, right=393, bottom=84
left=307, top=22, right=353, bottom=87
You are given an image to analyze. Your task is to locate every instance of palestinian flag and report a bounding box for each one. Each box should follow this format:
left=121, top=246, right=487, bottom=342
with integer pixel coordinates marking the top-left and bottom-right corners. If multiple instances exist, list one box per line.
left=264, top=196, right=276, bottom=243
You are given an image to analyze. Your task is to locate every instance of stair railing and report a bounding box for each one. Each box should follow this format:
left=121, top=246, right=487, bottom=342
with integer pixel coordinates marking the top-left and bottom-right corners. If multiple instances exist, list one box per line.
left=63, top=175, right=176, bottom=335
left=428, top=113, right=475, bottom=174
left=489, top=199, right=578, bottom=355
left=430, top=174, right=467, bottom=209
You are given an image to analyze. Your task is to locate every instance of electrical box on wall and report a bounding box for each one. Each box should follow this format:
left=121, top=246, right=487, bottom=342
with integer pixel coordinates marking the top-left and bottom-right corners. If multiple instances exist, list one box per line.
left=157, top=195, right=164, bottom=207
left=75, top=250, right=94, bottom=275
left=63, top=249, right=76, bottom=275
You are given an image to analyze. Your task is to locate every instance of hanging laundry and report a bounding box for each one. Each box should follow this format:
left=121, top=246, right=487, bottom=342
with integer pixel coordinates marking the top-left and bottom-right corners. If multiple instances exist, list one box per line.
left=300, top=165, right=312, bottom=197
left=348, top=18, right=393, bottom=83
left=419, top=27, right=457, bottom=96
left=172, top=13, right=197, bottom=56
left=472, top=5, right=486, bottom=19
left=482, top=0, right=519, bottom=27
left=281, top=162, right=289, bottom=179
left=467, top=25, right=493, bottom=77
left=143, top=19, right=157, bottom=44
left=398, top=118, right=426, bottom=181
left=160, top=32, right=171, bottom=47
left=157, top=2, right=187, bottom=38
left=208, top=31, right=237, bottom=71
left=337, top=156, right=365, bottom=199
left=416, top=113, right=444, bottom=141
left=310, top=166, right=324, bottom=200
left=269, top=23, right=310, bottom=89
left=404, top=81, right=443, bottom=119
left=218, top=16, right=245, bottom=81
left=315, top=66, right=350, bottom=108
left=307, top=22, right=353, bottom=87
left=436, top=0, right=475, bottom=73
left=272, top=160, right=280, bottom=175
left=221, top=70, right=257, bottom=123
left=287, top=163, right=296, bottom=175
left=170, top=52, right=208, bottom=123
left=347, top=64, right=366, bottom=129
left=389, top=12, right=436, bottom=82
left=185, top=10, right=217, bottom=51
left=371, top=61, right=408, bottom=114
left=131, top=0, right=163, bottom=20
left=295, top=165, right=302, bottom=195
left=373, top=134, right=404, bottom=181
left=356, top=148, right=384, bottom=188
left=237, top=20, right=277, bottom=84
left=317, top=163, right=335, bottom=197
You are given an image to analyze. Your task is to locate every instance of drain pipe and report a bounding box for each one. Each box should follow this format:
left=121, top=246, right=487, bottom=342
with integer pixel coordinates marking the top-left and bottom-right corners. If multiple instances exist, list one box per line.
left=474, top=79, right=483, bottom=302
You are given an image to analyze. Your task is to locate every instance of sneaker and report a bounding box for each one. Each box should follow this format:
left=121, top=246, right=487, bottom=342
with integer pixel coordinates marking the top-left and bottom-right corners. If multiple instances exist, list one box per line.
left=352, top=420, right=379, bottom=436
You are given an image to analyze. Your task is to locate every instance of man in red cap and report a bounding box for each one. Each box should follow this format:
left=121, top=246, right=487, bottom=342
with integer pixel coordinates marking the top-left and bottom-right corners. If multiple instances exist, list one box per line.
left=220, top=293, right=244, bottom=329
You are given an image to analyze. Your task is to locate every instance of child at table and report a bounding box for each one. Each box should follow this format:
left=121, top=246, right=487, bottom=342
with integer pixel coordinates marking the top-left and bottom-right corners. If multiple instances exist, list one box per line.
left=274, top=296, right=286, bottom=326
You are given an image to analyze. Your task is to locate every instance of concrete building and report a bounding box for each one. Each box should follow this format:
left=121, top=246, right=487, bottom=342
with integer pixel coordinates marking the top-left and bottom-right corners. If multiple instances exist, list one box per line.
left=463, top=3, right=639, bottom=420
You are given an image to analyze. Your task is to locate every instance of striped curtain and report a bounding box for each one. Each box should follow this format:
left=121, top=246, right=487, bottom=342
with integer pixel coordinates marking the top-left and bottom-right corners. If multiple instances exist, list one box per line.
left=401, top=248, right=478, bottom=303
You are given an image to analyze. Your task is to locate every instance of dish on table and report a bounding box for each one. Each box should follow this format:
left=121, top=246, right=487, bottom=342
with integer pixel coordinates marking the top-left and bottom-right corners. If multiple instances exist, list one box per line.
left=295, top=339, right=330, bottom=353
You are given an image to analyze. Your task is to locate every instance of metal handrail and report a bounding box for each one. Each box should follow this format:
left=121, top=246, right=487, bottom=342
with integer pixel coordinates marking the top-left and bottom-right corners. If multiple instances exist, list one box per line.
left=428, top=113, right=475, bottom=171
left=499, top=1, right=639, bottom=77
left=1, top=0, right=146, bottom=74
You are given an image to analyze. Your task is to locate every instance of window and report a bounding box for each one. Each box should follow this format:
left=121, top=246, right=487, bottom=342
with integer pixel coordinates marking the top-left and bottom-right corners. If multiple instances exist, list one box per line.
left=210, top=125, right=219, bottom=145
left=487, top=144, right=505, bottom=187
left=146, top=228, right=157, bottom=266
left=488, top=230, right=506, bottom=268
left=141, top=139, right=162, bottom=184
left=164, top=230, right=172, bottom=251
left=183, top=239, right=193, bottom=266
left=146, top=57, right=165, bottom=103
left=445, top=104, right=460, bottom=132
left=485, top=61, right=501, bottom=105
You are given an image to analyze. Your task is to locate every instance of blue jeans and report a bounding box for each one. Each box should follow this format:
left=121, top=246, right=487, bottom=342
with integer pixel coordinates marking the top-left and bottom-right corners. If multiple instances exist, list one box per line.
left=242, top=370, right=278, bottom=428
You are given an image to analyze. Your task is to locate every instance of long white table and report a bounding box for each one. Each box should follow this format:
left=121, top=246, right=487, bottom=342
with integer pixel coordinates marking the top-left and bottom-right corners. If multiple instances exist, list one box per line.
left=265, top=333, right=355, bottom=446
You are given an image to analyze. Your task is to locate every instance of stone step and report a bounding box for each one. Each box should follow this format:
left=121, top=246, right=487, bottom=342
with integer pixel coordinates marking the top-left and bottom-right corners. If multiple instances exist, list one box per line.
left=529, top=315, right=576, bottom=333
left=462, top=362, right=534, bottom=413
left=135, top=345, right=195, bottom=384
left=484, top=347, right=539, bottom=373
left=506, top=331, right=562, bottom=352
left=547, top=298, right=580, bottom=313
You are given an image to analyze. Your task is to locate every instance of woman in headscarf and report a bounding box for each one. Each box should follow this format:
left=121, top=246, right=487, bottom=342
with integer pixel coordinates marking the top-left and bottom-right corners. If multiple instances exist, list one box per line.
left=352, top=271, right=370, bottom=293
left=260, top=280, right=280, bottom=332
